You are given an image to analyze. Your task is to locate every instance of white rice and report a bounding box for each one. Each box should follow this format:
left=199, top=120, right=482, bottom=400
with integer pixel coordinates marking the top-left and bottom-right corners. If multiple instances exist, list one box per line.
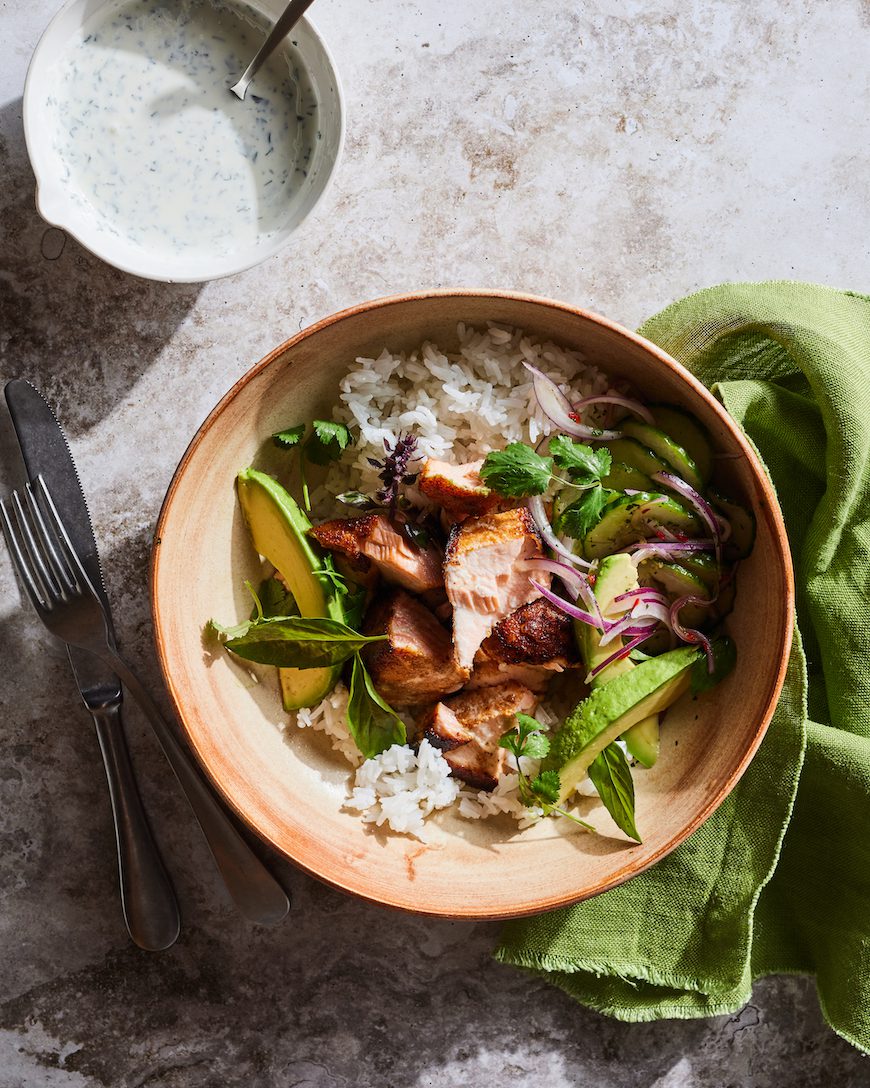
left=288, top=321, right=611, bottom=840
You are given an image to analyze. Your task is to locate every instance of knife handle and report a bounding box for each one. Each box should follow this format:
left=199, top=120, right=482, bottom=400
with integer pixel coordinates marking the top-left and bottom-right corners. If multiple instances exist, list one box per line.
left=90, top=701, right=181, bottom=951
left=99, top=650, right=290, bottom=926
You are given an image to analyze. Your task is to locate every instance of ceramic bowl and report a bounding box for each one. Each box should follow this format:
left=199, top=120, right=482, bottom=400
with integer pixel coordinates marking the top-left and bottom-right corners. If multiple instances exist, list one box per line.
left=151, top=290, right=794, bottom=918
left=23, top=0, right=344, bottom=283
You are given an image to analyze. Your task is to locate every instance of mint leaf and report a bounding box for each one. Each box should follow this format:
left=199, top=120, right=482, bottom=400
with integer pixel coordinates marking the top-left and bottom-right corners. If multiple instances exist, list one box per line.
left=305, top=420, right=353, bottom=465
left=558, top=485, right=616, bottom=538
left=690, top=636, right=737, bottom=693
left=347, top=654, right=407, bottom=759
left=549, top=437, right=611, bottom=483
left=272, top=424, right=306, bottom=450
left=587, top=743, right=642, bottom=842
left=480, top=443, right=553, bottom=497
left=530, top=769, right=561, bottom=805
left=224, top=617, right=386, bottom=668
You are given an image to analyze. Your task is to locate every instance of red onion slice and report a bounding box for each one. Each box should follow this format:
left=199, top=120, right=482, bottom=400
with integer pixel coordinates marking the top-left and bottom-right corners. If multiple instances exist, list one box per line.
left=525, top=495, right=592, bottom=570
left=523, top=557, right=587, bottom=598
left=599, top=610, right=642, bottom=647
left=669, top=595, right=715, bottom=672
left=613, top=587, right=670, bottom=606
left=523, top=363, right=622, bottom=441
left=625, top=540, right=715, bottom=565
left=652, top=471, right=721, bottom=563
left=586, top=630, right=655, bottom=683
left=530, top=579, right=607, bottom=629
left=573, top=393, right=655, bottom=425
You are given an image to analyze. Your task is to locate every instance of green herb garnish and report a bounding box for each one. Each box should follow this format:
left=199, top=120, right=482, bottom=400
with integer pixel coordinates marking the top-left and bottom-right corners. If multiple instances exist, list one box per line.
left=479, top=443, right=554, bottom=497
left=558, top=486, right=616, bottom=538
left=222, top=616, right=386, bottom=668
left=306, top=420, right=353, bottom=465
left=549, top=436, right=611, bottom=481
left=272, top=424, right=306, bottom=450
left=347, top=654, right=407, bottom=759
left=499, top=714, right=594, bottom=829
left=587, top=743, right=642, bottom=842
left=479, top=437, right=614, bottom=524
left=271, top=420, right=354, bottom=510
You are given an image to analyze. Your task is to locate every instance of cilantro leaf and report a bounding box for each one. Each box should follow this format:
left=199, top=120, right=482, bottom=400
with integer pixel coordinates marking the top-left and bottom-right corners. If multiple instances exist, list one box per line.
left=587, top=743, right=642, bottom=842
left=530, top=769, right=561, bottom=805
left=347, top=654, right=407, bottom=759
left=549, top=436, right=611, bottom=483
left=256, top=576, right=298, bottom=619
left=558, top=485, right=616, bottom=538
left=272, top=424, right=306, bottom=450
left=305, top=420, right=353, bottom=465
left=500, top=713, right=550, bottom=761
left=480, top=443, right=553, bottom=497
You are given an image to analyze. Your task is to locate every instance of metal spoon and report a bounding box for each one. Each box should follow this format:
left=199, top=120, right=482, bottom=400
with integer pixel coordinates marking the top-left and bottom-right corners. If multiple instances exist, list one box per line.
left=230, top=0, right=317, bottom=100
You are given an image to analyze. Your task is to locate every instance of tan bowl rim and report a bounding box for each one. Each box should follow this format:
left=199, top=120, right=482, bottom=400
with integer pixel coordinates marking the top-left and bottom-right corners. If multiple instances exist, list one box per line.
left=150, top=288, right=795, bottom=917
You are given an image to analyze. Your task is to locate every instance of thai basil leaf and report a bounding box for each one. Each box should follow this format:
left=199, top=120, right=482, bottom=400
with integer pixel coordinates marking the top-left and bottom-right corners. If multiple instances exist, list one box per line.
left=346, top=654, right=406, bottom=759
left=224, top=617, right=385, bottom=668
left=587, top=743, right=642, bottom=842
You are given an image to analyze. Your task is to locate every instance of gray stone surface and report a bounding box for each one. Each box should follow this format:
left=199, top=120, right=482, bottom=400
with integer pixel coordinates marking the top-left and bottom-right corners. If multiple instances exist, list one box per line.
left=1, top=0, right=868, bottom=1084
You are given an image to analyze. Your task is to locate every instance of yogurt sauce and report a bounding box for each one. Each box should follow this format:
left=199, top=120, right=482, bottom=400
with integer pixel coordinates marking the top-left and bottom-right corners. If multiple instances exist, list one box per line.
left=46, top=0, right=320, bottom=258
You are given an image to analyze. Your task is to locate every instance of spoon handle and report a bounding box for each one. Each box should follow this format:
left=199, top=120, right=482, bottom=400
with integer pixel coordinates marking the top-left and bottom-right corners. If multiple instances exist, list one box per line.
left=230, top=0, right=318, bottom=100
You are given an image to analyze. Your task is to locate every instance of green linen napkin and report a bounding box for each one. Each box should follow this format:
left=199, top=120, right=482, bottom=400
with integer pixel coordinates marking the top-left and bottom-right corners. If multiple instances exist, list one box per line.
left=495, top=281, right=870, bottom=1054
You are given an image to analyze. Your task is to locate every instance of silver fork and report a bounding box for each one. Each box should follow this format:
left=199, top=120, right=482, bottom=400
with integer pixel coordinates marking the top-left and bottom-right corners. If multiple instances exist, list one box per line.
left=1, top=477, right=290, bottom=926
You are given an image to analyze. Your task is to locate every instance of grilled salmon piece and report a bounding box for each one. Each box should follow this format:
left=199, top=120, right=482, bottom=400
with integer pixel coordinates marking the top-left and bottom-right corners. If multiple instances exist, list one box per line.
left=417, top=702, right=473, bottom=752
left=310, top=513, right=443, bottom=593
left=361, top=589, right=468, bottom=704
left=418, top=459, right=501, bottom=518
left=438, top=681, right=538, bottom=791
left=480, top=597, right=578, bottom=666
left=444, top=508, right=547, bottom=669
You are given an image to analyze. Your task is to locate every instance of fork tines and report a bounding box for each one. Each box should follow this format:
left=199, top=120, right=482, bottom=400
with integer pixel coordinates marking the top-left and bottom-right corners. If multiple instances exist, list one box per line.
left=0, top=477, right=81, bottom=613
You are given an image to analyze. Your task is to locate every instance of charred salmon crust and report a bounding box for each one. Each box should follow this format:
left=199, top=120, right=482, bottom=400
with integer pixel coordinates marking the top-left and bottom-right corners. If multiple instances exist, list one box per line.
left=481, top=597, right=579, bottom=665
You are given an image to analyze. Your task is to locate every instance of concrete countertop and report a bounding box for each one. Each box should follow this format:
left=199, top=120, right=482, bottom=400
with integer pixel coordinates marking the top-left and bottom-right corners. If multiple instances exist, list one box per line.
left=1, top=1, right=867, bottom=1084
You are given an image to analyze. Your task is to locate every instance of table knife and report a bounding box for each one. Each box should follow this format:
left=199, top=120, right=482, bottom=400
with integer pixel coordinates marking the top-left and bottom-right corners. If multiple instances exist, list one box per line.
left=5, top=378, right=181, bottom=951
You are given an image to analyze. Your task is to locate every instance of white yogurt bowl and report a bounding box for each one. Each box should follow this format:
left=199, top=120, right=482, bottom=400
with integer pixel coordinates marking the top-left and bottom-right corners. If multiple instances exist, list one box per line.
left=24, top=0, right=344, bottom=282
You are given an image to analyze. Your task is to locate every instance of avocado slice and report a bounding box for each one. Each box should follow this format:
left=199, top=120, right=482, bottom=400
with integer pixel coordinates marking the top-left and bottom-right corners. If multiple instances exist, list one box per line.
left=236, top=469, right=346, bottom=710
left=546, top=645, right=703, bottom=802
left=578, top=553, right=660, bottom=767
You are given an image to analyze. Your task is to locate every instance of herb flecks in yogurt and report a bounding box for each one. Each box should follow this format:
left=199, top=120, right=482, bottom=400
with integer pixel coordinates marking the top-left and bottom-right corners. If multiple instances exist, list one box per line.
left=48, top=0, right=319, bottom=256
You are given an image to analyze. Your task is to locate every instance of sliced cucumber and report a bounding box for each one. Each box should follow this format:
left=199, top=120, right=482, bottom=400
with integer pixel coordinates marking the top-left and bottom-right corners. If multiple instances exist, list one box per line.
left=603, top=461, right=654, bottom=492
left=649, top=405, right=713, bottom=483
left=709, top=490, right=756, bottom=560
left=606, top=438, right=669, bottom=478
left=644, top=560, right=711, bottom=600
left=581, top=492, right=701, bottom=560
left=675, top=552, right=721, bottom=592
left=622, top=420, right=704, bottom=492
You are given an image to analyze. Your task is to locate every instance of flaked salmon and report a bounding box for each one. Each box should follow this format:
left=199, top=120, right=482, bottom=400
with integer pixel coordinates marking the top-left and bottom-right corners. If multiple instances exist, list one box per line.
left=444, top=507, right=547, bottom=669
left=311, top=512, right=443, bottom=593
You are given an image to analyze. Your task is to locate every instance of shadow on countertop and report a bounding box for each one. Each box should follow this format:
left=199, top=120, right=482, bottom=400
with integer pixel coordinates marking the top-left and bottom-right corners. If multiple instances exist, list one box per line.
left=0, top=97, right=202, bottom=439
